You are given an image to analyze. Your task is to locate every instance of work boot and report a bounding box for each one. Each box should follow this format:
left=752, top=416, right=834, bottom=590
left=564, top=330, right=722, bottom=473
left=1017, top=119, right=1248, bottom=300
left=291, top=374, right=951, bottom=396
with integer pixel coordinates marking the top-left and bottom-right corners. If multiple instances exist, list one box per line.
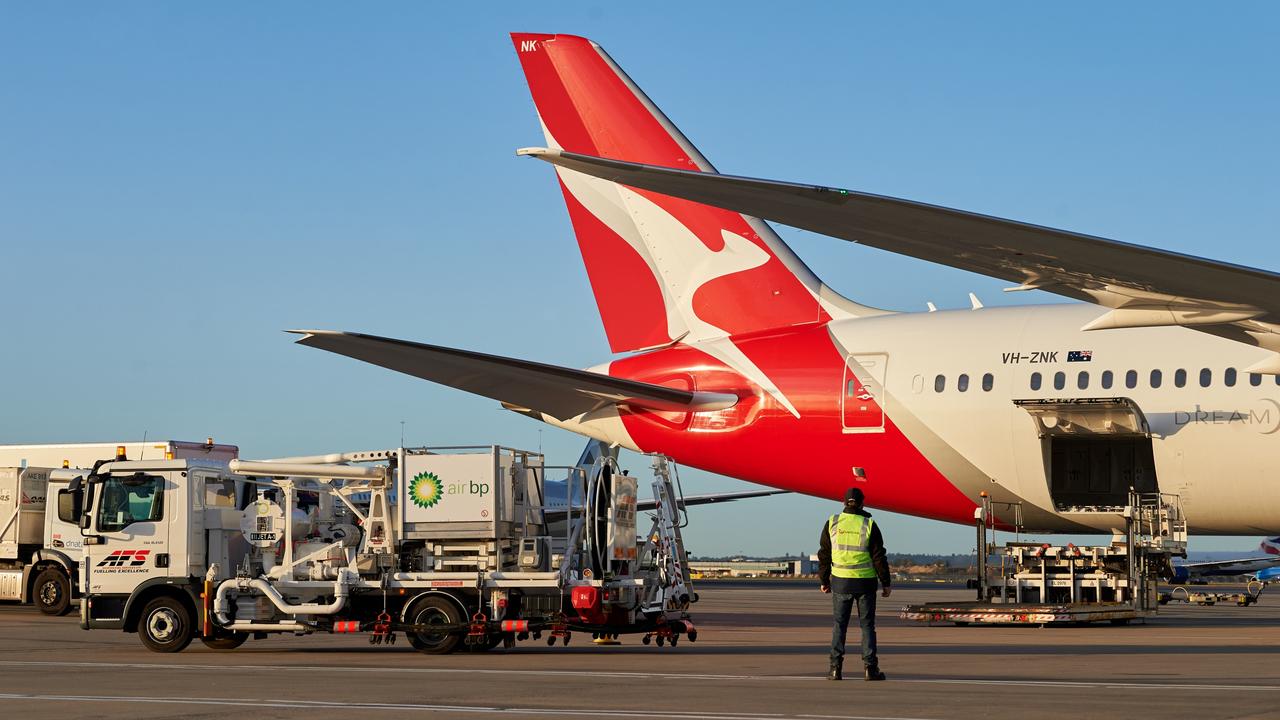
left=828, top=660, right=843, bottom=681
left=864, top=665, right=886, bottom=681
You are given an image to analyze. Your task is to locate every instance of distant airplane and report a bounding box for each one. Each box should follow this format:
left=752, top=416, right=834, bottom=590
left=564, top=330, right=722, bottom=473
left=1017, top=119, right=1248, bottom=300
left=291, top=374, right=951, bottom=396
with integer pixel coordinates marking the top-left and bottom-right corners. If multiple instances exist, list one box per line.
left=1254, top=566, right=1280, bottom=584
left=1172, top=537, right=1280, bottom=583
left=293, top=33, right=1280, bottom=537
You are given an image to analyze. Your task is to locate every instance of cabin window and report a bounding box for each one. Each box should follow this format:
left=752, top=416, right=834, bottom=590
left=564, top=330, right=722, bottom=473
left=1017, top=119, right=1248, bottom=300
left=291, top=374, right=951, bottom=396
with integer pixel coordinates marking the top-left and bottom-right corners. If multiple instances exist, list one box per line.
left=982, top=373, right=994, bottom=392
left=957, top=374, right=969, bottom=392
left=1251, top=373, right=1262, bottom=387
left=1199, top=368, right=1212, bottom=387
left=1101, top=370, right=1114, bottom=389
left=1077, top=371, right=1089, bottom=390
left=1030, top=372, right=1042, bottom=391
left=1150, top=369, right=1163, bottom=388
left=1174, top=369, right=1187, bottom=388
left=1053, top=371, right=1065, bottom=391
left=1225, top=368, right=1237, bottom=387
left=1125, top=370, right=1138, bottom=389
left=934, top=374, right=946, bottom=393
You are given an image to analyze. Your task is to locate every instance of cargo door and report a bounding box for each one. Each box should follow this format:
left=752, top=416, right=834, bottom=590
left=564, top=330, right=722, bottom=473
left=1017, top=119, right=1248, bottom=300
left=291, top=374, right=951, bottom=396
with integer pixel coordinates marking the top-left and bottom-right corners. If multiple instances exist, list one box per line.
left=1015, top=398, right=1158, bottom=509
left=842, top=353, right=888, bottom=433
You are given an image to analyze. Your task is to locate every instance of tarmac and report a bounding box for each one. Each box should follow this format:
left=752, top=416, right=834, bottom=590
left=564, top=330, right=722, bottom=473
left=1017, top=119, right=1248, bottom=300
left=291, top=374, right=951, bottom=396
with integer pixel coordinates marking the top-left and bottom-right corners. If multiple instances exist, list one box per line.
left=1, top=580, right=1277, bottom=720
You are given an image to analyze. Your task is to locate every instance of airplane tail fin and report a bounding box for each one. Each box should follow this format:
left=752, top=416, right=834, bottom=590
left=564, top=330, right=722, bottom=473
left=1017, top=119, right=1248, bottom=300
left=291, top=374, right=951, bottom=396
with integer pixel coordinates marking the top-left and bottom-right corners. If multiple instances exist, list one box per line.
left=511, top=33, right=881, bottom=354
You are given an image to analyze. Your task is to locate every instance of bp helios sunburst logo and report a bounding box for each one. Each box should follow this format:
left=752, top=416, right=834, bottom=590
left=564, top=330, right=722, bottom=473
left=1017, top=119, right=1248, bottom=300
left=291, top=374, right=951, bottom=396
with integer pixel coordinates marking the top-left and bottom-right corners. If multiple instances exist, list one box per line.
left=409, top=471, right=444, bottom=508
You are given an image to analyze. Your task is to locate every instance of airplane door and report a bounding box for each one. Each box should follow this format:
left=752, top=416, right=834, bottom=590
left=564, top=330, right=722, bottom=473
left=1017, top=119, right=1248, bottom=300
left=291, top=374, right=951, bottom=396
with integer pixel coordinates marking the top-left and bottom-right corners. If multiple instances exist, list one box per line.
left=843, top=353, right=887, bottom=433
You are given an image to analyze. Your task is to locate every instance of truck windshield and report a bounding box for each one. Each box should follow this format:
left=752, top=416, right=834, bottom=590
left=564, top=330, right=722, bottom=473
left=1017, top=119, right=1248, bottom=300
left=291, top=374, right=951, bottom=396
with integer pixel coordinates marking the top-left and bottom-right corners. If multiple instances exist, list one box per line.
left=97, top=474, right=164, bottom=532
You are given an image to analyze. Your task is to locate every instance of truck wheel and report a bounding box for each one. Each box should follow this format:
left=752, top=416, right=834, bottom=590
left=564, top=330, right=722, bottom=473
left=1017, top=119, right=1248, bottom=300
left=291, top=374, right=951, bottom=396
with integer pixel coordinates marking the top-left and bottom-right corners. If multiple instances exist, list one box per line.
left=200, top=631, right=249, bottom=650
left=406, top=596, right=463, bottom=655
left=34, top=568, right=72, bottom=616
left=138, top=596, right=194, bottom=653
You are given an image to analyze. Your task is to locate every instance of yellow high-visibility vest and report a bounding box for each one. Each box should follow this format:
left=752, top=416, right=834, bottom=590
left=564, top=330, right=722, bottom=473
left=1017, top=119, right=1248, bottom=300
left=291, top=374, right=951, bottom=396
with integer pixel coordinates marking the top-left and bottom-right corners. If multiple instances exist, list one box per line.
left=829, top=513, right=877, bottom=579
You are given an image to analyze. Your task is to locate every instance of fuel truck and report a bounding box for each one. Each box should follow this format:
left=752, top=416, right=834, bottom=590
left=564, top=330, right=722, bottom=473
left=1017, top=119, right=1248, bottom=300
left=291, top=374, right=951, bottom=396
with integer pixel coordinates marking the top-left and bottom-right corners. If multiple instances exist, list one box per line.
left=65, top=444, right=697, bottom=652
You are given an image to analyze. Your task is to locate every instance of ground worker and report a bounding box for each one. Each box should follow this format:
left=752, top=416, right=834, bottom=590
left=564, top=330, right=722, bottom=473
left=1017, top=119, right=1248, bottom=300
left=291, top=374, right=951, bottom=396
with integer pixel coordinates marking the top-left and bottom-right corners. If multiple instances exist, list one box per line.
left=818, top=487, right=890, bottom=681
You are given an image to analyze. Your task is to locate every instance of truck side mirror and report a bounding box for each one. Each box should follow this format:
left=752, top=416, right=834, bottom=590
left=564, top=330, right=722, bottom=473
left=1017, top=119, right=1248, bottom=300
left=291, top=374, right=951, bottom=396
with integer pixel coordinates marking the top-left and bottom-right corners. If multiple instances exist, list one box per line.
left=78, top=476, right=98, bottom=531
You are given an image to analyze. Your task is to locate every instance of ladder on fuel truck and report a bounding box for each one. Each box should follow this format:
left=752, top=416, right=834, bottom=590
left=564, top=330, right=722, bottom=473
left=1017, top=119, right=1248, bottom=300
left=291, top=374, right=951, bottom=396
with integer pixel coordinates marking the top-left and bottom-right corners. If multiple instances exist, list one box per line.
left=559, top=451, right=698, bottom=646
left=640, top=455, right=699, bottom=646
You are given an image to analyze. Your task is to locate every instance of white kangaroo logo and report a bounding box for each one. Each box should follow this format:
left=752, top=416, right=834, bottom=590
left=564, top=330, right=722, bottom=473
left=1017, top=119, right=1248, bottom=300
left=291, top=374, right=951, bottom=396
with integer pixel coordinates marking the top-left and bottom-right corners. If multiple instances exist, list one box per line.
left=559, top=166, right=800, bottom=417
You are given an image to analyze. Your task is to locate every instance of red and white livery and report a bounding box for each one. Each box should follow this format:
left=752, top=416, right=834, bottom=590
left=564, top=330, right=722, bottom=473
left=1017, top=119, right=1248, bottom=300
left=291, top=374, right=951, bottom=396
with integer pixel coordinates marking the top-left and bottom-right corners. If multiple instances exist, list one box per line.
left=294, top=34, right=1280, bottom=536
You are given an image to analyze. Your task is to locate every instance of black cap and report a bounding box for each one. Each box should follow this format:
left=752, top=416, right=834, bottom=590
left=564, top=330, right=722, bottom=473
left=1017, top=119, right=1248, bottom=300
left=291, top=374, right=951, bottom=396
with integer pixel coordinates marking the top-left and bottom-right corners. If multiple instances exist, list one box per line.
left=844, top=487, right=865, bottom=506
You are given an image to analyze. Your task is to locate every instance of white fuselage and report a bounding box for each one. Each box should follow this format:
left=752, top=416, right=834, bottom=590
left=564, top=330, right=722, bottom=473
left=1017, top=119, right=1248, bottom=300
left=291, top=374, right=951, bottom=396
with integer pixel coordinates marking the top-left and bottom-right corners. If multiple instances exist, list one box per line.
left=836, top=304, right=1279, bottom=533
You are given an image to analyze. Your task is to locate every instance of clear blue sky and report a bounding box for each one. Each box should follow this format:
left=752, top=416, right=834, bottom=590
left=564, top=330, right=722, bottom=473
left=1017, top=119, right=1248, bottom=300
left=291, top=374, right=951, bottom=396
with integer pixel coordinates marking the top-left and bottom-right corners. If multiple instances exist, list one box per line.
left=2, top=3, right=1276, bottom=555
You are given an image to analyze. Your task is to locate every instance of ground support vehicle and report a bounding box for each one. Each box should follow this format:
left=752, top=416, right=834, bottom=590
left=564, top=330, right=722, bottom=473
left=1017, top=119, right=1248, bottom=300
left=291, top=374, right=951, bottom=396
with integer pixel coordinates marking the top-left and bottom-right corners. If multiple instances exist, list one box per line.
left=902, top=491, right=1188, bottom=626
left=1159, top=584, right=1264, bottom=607
left=72, top=445, right=698, bottom=653
left=0, top=441, right=237, bottom=615
left=0, top=440, right=239, bottom=469
left=0, top=466, right=86, bottom=614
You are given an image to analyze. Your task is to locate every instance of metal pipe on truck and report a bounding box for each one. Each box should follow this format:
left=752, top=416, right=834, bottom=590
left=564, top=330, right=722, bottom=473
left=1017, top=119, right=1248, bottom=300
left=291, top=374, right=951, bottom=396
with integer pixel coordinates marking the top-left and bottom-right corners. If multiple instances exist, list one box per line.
left=215, top=573, right=351, bottom=624
left=228, top=460, right=387, bottom=481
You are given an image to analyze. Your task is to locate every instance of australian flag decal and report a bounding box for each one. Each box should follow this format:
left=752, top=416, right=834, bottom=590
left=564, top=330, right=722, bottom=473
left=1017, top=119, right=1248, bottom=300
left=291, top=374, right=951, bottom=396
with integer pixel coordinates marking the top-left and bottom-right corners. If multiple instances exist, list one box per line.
left=1067, top=350, right=1093, bottom=362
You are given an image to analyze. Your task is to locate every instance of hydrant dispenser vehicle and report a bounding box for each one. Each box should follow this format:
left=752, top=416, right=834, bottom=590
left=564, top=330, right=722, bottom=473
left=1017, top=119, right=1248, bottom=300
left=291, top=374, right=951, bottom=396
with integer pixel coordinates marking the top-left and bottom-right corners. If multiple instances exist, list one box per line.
left=70, top=445, right=698, bottom=653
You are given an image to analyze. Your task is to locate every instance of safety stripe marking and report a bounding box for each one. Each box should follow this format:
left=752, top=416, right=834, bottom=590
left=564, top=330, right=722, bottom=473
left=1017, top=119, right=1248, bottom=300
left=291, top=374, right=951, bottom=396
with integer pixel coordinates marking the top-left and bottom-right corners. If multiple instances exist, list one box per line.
left=0, top=693, right=934, bottom=720
left=0, top=660, right=1277, bottom=692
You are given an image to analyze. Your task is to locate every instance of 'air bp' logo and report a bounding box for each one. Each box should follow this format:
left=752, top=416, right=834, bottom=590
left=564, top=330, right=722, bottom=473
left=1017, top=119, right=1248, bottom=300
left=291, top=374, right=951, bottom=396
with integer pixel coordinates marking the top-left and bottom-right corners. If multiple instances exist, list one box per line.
left=409, top=472, right=444, bottom=509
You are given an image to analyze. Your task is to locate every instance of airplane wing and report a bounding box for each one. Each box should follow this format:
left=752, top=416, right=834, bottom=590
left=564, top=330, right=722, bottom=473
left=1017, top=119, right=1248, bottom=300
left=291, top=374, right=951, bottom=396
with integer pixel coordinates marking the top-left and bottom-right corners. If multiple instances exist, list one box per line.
left=1172, top=536, right=1280, bottom=582
left=519, top=148, right=1280, bottom=373
left=1172, top=556, right=1280, bottom=583
left=290, top=330, right=737, bottom=421
left=642, top=488, right=789, bottom=511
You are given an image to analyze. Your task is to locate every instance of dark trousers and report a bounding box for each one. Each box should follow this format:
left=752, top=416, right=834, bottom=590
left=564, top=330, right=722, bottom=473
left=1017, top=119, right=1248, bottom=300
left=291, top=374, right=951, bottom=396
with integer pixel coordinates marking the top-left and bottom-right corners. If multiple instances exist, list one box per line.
left=830, top=579, right=878, bottom=667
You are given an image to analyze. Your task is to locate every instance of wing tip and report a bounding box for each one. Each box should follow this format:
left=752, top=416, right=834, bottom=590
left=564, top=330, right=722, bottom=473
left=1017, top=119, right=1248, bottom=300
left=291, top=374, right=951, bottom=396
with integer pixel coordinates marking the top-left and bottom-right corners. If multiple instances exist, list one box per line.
left=516, top=146, right=557, bottom=159
left=286, top=329, right=345, bottom=343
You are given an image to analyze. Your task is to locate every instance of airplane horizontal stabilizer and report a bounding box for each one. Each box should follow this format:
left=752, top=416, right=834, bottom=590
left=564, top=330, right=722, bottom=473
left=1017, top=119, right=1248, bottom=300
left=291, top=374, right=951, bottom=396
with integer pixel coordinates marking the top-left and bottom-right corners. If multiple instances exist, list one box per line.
left=652, top=488, right=790, bottom=510
left=540, top=488, right=790, bottom=522
left=289, top=330, right=737, bottom=421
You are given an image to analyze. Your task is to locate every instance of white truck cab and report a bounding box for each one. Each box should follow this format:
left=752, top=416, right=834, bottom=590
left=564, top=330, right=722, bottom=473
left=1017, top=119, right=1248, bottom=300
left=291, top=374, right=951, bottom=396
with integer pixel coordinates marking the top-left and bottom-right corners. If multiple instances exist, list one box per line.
left=76, top=458, right=244, bottom=650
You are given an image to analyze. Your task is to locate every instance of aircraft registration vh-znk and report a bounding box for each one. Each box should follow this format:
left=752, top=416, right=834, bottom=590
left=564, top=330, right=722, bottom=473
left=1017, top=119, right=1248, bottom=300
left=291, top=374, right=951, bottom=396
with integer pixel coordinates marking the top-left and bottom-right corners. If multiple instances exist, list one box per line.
left=293, top=33, right=1279, bottom=537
